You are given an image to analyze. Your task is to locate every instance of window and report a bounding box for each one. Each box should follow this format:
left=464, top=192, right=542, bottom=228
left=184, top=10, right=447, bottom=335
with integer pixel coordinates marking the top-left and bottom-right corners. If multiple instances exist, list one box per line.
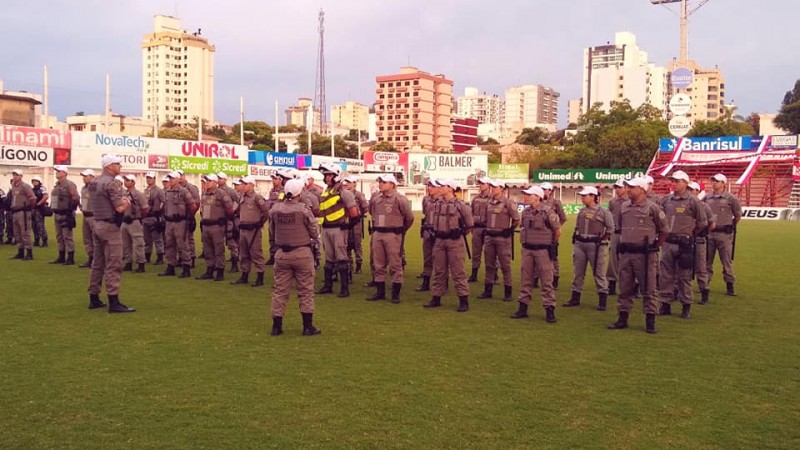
left=405, top=81, right=410, bottom=86
left=90, top=125, right=97, bottom=131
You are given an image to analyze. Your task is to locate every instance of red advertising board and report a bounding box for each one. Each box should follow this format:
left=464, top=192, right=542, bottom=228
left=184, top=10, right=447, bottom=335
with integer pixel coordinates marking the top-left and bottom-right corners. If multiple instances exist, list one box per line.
left=362, top=151, right=408, bottom=173
left=0, top=124, right=71, bottom=149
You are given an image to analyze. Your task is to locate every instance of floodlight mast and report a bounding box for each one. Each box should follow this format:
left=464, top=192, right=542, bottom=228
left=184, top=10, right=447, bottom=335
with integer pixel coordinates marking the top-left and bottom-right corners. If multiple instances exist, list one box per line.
left=650, top=0, right=712, bottom=66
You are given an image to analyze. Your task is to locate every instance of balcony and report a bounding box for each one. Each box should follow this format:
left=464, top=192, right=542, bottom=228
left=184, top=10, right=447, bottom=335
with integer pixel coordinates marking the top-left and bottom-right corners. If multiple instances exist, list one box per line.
left=376, top=121, right=383, bottom=126
left=387, top=120, right=395, bottom=125
left=413, top=85, right=421, bottom=90
left=388, top=99, right=395, bottom=104
left=396, top=119, right=407, bottom=125
left=387, top=131, right=395, bottom=136
left=396, top=130, right=408, bottom=136
left=388, top=87, right=395, bottom=93
left=396, top=86, right=408, bottom=93
left=375, top=88, right=383, bottom=94
left=396, top=108, right=407, bottom=114
left=413, top=130, right=421, bottom=135
left=413, top=108, right=421, bottom=113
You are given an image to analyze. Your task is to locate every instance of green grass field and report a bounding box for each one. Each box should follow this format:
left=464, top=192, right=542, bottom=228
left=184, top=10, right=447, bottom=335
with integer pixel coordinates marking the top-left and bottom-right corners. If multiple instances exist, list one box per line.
left=1, top=217, right=798, bottom=449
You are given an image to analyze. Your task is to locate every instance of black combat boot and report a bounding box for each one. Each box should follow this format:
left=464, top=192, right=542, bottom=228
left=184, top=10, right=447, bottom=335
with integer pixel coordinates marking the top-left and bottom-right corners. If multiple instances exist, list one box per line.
left=726, top=282, right=736, bottom=296
left=700, top=289, right=709, bottom=305
left=79, top=257, right=93, bottom=268
left=532, top=277, right=539, bottom=288
left=88, top=294, right=106, bottom=310
left=301, top=312, right=321, bottom=336
left=503, top=285, right=512, bottom=301
left=5, top=236, right=14, bottom=244
left=367, top=283, right=386, bottom=301
left=51, top=251, right=66, bottom=264
left=553, top=276, right=560, bottom=290
left=391, top=283, right=402, bottom=304
left=122, top=262, right=133, bottom=272
left=41, top=238, right=47, bottom=247
left=608, top=280, right=617, bottom=296
left=415, top=276, right=430, bottom=292
left=545, top=306, right=557, bottom=323
left=135, top=263, right=145, bottom=273
left=659, top=302, right=672, bottom=316
left=457, top=295, right=469, bottom=312
left=597, top=293, right=608, bottom=311
left=196, top=267, right=215, bottom=280
left=108, top=295, right=136, bottom=313
left=564, top=291, right=581, bottom=307
left=11, top=248, right=23, bottom=259
left=145, top=252, right=152, bottom=263
left=510, top=302, right=529, bottom=319
left=191, top=257, right=196, bottom=268
left=271, top=316, right=283, bottom=336
left=478, top=283, right=493, bottom=299
left=214, top=269, right=225, bottom=282
left=646, top=314, right=657, bottom=334
left=179, top=265, right=191, bottom=278
left=159, top=265, right=176, bottom=276
left=337, top=268, right=350, bottom=298
left=468, top=268, right=479, bottom=283
left=23, top=249, right=32, bottom=260
left=64, top=252, right=75, bottom=266
left=229, top=257, right=239, bottom=273
left=680, top=303, right=691, bottom=319
left=33, top=237, right=40, bottom=247
left=363, top=278, right=377, bottom=288
left=251, top=272, right=264, bottom=287
left=608, top=311, right=630, bottom=329
left=354, top=262, right=362, bottom=274
left=317, top=267, right=334, bottom=294
left=423, top=296, right=442, bottom=308
left=232, top=271, right=249, bottom=285
left=154, top=253, right=164, bottom=265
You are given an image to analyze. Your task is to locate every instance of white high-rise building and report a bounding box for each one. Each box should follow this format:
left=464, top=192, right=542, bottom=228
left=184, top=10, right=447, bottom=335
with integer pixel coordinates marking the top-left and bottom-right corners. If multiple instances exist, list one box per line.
left=142, top=15, right=215, bottom=127
left=581, top=32, right=667, bottom=116
left=504, top=84, right=559, bottom=133
left=331, top=101, right=369, bottom=130
left=456, top=87, right=505, bottom=125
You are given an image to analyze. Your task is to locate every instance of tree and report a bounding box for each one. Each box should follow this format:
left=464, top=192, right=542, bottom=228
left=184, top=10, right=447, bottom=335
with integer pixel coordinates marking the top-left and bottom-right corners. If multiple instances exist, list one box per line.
left=595, top=122, right=667, bottom=168
left=774, top=79, right=800, bottom=133
left=515, top=127, right=550, bottom=146
left=371, top=141, right=396, bottom=152
left=688, top=119, right=754, bottom=137
left=478, top=136, right=499, bottom=145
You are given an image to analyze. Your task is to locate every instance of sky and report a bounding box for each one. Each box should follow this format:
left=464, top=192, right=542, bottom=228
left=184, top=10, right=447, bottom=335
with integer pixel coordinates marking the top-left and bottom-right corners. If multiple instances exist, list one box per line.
left=2, top=0, right=798, bottom=128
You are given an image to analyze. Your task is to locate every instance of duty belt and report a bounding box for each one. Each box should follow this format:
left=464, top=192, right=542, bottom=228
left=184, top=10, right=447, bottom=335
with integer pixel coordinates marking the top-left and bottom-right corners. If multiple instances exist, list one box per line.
left=473, top=223, right=486, bottom=228
left=123, top=217, right=141, bottom=224
left=712, top=225, right=734, bottom=234
left=322, top=223, right=348, bottom=229
left=82, top=212, right=94, bottom=217
left=666, top=234, right=693, bottom=245
left=200, top=218, right=226, bottom=227
left=373, top=226, right=404, bottom=234
left=522, top=243, right=551, bottom=250
left=434, top=230, right=463, bottom=240
left=10, top=206, right=31, bottom=212
left=238, top=222, right=262, bottom=231
left=53, top=209, right=72, bottom=214
left=486, top=229, right=513, bottom=237
left=96, top=218, right=120, bottom=225
left=165, top=215, right=186, bottom=222
left=618, top=242, right=658, bottom=254
left=575, top=235, right=602, bottom=243
left=278, top=244, right=311, bottom=252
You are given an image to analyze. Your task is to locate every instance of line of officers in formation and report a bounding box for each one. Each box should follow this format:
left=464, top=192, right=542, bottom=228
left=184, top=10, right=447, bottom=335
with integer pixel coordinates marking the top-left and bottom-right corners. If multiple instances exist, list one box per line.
left=2, top=156, right=741, bottom=335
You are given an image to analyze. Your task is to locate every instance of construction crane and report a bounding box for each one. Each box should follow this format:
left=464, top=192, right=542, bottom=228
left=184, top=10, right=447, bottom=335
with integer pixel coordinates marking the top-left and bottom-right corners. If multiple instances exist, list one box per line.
left=650, top=0, right=712, bottom=66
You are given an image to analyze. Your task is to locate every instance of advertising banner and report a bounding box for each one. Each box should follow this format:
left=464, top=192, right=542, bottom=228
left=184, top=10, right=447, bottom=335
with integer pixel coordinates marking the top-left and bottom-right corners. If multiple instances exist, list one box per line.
left=794, top=159, right=800, bottom=181
left=362, top=151, right=408, bottom=173
left=488, top=163, right=529, bottom=181
left=0, top=145, right=54, bottom=167
left=70, top=131, right=152, bottom=170
left=0, top=125, right=71, bottom=167
left=532, top=169, right=646, bottom=183
left=407, top=153, right=487, bottom=186
left=311, top=155, right=365, bottom=173
left=168, top=156, right=248, bottom=176
left=166, top=140, right=246, bottom=160
left=248, top=151, right=298, bottom=168
left=659, top=136, right=754, bottom=152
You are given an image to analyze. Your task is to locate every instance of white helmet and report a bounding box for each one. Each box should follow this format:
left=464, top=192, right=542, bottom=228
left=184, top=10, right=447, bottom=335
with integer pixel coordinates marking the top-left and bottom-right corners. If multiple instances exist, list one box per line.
left=318, top=163, right=341, bottom=176
left=276, top=168, right=295, bottom=180
left=284, top=178, right=304, bottom=198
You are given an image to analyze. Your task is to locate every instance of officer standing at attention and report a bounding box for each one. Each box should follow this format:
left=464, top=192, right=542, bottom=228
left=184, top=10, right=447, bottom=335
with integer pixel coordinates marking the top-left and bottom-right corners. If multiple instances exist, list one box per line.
left=564, top=186, right=614, bottom=310
left=608, top=177, right=667, bottom=334
left=539, top=182, right=567, bottom=289
left=50, top=165, right=80, bottom=265
left=316, top=164, right=360, bottom=298
left=606, top=178, right=628, bottom=295
left=87, top=155, right=135, bottom=313
left=423, top=179, right=473, bottom=312
left=30, top=176, right=49, bottom=248
left=177, top=170, right=200, bottom=267
left=478, top=180, right=520, bottom=301
left=704, top=173, right=742, bottom=297
left=0, top=187, right=6, bottom=244
left=300, top=173, right=321, bottom=217
left=343, top=175, right=369, bottom=274
left=196, top=174, right=235, bottom=281
left=511, top=186, right=562, bottom=323
left=468, top=177, right=492, bottom=282
left=159, top=172, right=198, bottom=278
left=143, top=172, right=166, bottom=266
left=688, top=181, right=714, bottom=304
left=658, top=170, right=707, bottom=319
left=269, top=178, right=321, bottom=336
left=216, top=172, right=241, bottom=274
left=8, top=169, right=36, bottom=260
left=232, top=176, right=270, bottom=287
left=644, top=175, right=663, bottom=205
left=78, top=169, right=97, bottom=267
left=121, top=175, right=149, bottom=273
left=265, top=171, right=286, bottom=265
left=304, top=174, right=323, bottom=204
left=415, top=179, right=441, bottom=291
left=366, top=174, right=414, bottom=303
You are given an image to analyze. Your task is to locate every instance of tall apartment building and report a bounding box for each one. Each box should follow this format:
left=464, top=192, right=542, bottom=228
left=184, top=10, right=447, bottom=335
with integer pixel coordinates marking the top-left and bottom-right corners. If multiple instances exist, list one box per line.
left=456, top=87, right=505, bottom=125
left=330, top=101, right=369, bottom=130
left=375, top=66, right=453, bottom=151
left=504, top=84, right=560, bottom=133
left=582, top=32, right=667, bottom=116
left=673, top=60, right=726, bottom=120
left=141, top=15, right=215, bottom=127
left=451, top=117, right=479, bottom=153
left=285, top=97, right=321, bottom=130
left=567, top=99, right=582, bottom=125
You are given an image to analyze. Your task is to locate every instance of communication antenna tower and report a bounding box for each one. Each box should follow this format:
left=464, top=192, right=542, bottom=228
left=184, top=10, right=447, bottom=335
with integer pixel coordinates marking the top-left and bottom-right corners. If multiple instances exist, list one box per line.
left=314, top=9, right=327, bottom=137
left=650, top=0, right=712, bottom=66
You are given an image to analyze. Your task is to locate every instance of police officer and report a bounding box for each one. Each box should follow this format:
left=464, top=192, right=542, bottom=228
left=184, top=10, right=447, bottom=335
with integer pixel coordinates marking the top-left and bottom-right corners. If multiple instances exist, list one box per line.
left=87, top=155, right=135, bottom=313
left=77, top=169, right=97, bottom=267
left=564, top=186, right=614, bottom=310
left=305, top=174, right=323, bottom=203
left=4, top=181, right=15, bottom=245
left=343, top=176, right=369, bottom=274
left=688, top=182, right=714, bottom=304
left=50, top=166, right=80, bottom=265
left=8, top=169, right=36, bottom=260
left=645, top=175, right=663, bottom=205
left=606, top=178, right=628, bottom=295
left=416, top=179, right=441, bottom=291
left=468, top=177, right=492, bottom=282
left=177, top=170, right=200, bottom=267
left=704, top=173, right=742, bottom=297
left=658, top=170, right=708, bottom=319
left=31, top=176, right=49, bottom=247
left=159, top=171, right=198, bottom=278
left=269, top=178, right=321, bottom=336
left=216, top=172, right=241, bottom=273
left=121, top=175, right=149, bottom=273
left=511, top=186, right=561, bottom=323
left=300, top=173, right=321, bottom=217
left=264, top=171, right=286, bottom=265
left=540, top=182, right=567, bottom=289
left=142, top=172, right=165, bottom=265
left=608, top=177, right=668, bottom=334
left=0, top=187, right=6, bottom=244
left=366, top=174, right=414, bottom=303
left=478, top=180, right=520, bottom=301
left=196, top=174, right=235, bottom=281
left=423, top=179, right=473, bottom=312
left=316, top=164, right=360, bottom=298
left=232, top=176, right=270, bottom=286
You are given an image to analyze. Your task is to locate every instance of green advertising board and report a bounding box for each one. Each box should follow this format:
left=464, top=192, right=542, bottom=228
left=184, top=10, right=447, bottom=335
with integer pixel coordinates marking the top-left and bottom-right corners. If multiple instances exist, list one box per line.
left=532, top=169, right=646, bottom=183
left=168, top=156, right=248, bottom=176
left=488, top=163, right=529, bottom=180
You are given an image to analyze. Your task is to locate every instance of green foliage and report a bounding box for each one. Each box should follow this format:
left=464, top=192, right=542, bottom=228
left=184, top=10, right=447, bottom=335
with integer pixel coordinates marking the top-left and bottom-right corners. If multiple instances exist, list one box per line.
left=296, top=133, right=359, bottom=158
left=478, top=136, right=499, bottom=145
left=775, top=79, right=800, bottom=133
left=689, top=119, right=755, bottom=137
left=371, top=141, right=397, bottom=152
left=515, top=127, right=550, bottom=146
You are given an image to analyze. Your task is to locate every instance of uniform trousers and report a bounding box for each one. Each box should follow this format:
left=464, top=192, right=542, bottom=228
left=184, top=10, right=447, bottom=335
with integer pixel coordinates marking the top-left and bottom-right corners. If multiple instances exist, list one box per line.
left=226, top=218, right=239, bottom=260
left=165, top=221, right=191, bottom=267
left=271, top=247, right=315, bottom=317
left=12, top=211, right=32, bottom=250
left=617, top=251, right=659, bottom=314
left=431, top=237, right=469, bottom=297
left=201, top=224, right=226, bottom=269
left=82, top=216, right=95, bottom=258
left=518, top=248, right=556, bottom=308
left=32, top=209, right=47, bottom=242
left=322, top=226, right=349, bottom=272
left=707, top=232, right=736, bottom=284
left=421, top=229, right=435, bottom=277
left=483, top=234, right=513, bottom=286
left=239, top=227, right=265, bottom=274
left=695, top=238, right=709, bottom=291
left=142, top=217, right=164, bottom=255
left=121, top=220, right=145, bottom=264
left=606, top=233, right=620, bottom=282
left=571, top=241, right=609, bottom=294
left=54, top=213, right=75, bottom=252
left=471, top=227, right=486, bottom=271
left=659, top=242, right=693, bottom=305
left=89, top=221, right=123, bottom=296
left=372, top=231, right=404, bottom=283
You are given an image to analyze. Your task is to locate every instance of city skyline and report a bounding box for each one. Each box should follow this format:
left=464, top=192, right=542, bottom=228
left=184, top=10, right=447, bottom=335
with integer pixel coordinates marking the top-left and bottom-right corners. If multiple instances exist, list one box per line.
left=1, top=0, right=796, bottom=129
